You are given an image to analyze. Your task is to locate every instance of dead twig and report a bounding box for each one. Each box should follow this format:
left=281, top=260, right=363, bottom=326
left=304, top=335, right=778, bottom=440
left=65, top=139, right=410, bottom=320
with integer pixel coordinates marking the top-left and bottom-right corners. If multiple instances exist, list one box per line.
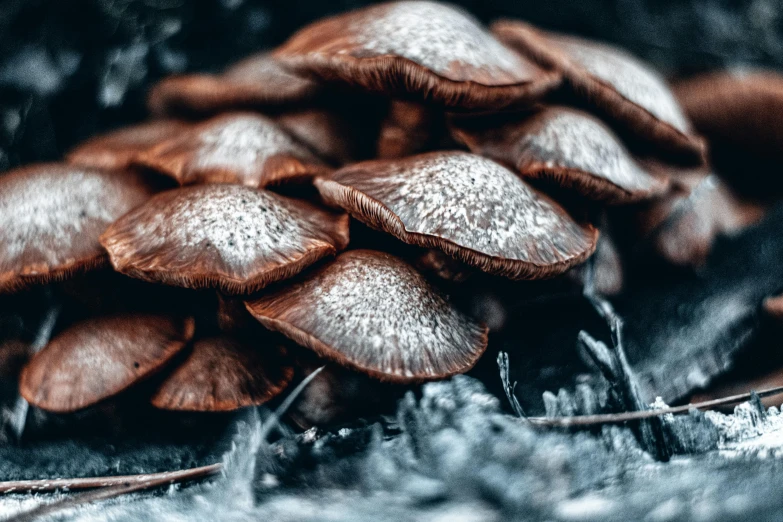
left=5, top=463, right=222, bottom=522
left=526, top=385, right=783, bottom=428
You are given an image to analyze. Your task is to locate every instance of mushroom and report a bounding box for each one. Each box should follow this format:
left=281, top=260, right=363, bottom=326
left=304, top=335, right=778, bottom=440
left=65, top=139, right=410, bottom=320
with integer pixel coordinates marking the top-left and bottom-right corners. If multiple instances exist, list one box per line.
left=0, top=164, right=158, bottom=293
left=633, top=170, right=766, bottom=267
left=315, top=151, right=598, bottom=279
left=275, top=108, right=367, bottom=166
left=19, top=314, right=195, bottom=413
left=66, top=120, right=187, bottom=171
left=134, top=112, right=330, bottom=188
left=147, top=52, right=321, bottom=117
left=100, top=184, right=350, bottom=294
left=245, top=249, right=488, bottom=382
left=492, top=20, right=705, bottom=164
left=763, top=294, right=783, bottom=320
left=151, top=337, right=293, bottom=412
left=568, top=232, right=624, bottom=296
left=377, top=100, right=439, bottom=159
left=674, top=70, right=783, bottom=195
left=274, top=1, right=560, bottom=111
left=450, top=106, right=670, bottom=204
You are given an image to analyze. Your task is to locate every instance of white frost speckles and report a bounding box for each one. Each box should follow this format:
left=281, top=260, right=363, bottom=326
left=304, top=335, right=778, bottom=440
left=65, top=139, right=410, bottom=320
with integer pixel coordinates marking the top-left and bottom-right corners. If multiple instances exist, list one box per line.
left=554, top=37, right=690, bottom=133
left=108, top=185, right=340, bottom=278
left=249, top=251, right=486, bottom=380
left=0, top=166, right=151, bottom=268
left=332, top=152, right=590, bottom=264
left=353, top=1, right=524, bottom=76
left=192, top=115, right=315, bottom=179
left=519, top=109, right=660, bottom=192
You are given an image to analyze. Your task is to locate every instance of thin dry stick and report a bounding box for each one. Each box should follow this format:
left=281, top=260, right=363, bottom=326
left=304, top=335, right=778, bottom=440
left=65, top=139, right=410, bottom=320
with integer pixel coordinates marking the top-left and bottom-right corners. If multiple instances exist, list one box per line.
left=0, top=463, right=223, bottom=494
left=526, top=385, right=783, bottom=427
left=6, top=463, right=222, bottom=522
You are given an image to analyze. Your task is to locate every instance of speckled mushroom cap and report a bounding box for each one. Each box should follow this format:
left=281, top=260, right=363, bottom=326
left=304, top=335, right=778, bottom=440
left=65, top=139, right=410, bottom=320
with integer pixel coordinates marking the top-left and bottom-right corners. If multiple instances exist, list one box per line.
left=134, top=112, right=330, bottom=188
left=20, top=314, right=195, bottom=413
left=674, top=71, right=783, bottom=174
left=245, top=249, right=488, bottom=383
left=315, top=151, right=599, bottom=279
left=274, top=1, right=561, bottom=111
left=147, top=52, right=321, bottom=116
left=100, top=184, right=350, bottom=294
left=0, top=163, right=158, bottom=293
left=492, top=20, right=705, bottom=165
left=66, top=120, right=188, bottom=171
left=635, top=170, right=766, bottom=267
left=151, top=337, right=294, bottom=412
left=451, top=107, right=670, bottom=204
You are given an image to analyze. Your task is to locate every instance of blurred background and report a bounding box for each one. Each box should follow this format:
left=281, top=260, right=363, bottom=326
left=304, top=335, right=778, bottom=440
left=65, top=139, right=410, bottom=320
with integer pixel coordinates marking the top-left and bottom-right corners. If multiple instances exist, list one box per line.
left=0, top=0, right=781, bottom=173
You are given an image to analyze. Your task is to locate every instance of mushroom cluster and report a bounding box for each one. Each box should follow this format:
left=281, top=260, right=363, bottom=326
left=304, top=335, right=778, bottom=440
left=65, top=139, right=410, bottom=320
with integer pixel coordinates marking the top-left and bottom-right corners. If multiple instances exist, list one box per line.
left=1, top=1, right=775, bottom=420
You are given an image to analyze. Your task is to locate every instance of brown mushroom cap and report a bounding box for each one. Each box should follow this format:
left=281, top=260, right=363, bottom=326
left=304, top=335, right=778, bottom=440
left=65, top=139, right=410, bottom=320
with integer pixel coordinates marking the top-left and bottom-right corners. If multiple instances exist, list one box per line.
left=315, top=151, right=598, bottom=280
left=492, top=20, right=705, bottom=164
left=19, top=314, right=195, bottom=413
left=674, top=71, right=783, bottom=190
left=134, top=112, right=330, bottom=188
left=635, top=170, right=766, bottom=267
left=66, top=120, right=188, bottom=170
left=245, top=249, right=488, bottom=383
left=147, top=52, right=321, bottom=116
left=274, top=1, right=560, bottom=111
left=764, top=294, right=783, bottom=320
left=100, top=184, right=350, bottom=294
left=451, top=107, right=670, bottom=204
left=0, top=164, right=157, bottom=293
left=151, top=337, right=293, bottom=412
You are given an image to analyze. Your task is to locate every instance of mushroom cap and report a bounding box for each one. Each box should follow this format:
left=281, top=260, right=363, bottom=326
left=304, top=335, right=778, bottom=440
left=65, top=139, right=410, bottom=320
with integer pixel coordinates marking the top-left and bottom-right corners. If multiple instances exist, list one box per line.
left=147, top=52, right=321, bottom=116
left=66, top=120, right=188, bottom=170
left=134, top=112, right=330, bottom=188
left=100, top=184, right=350, bottom=294
left=635, top=170, right=766, bottom=267
left=0, top=164, right=157, bottom=293
left=492, top=20, right=705, bottom=164
left=245, top=249, right=488, bottom=383
left=674, top=70, right=783, bottom=190
left=451, top=107, right=670, bottom=204
left=19, top=314, right=195, bottom=413
left=315, top=151, right=598, bottom=279
left=151, top=337, right=294, bottom=411
left=274, top=1, right=560, bottom=111
left=764, top=294, right=783, bottom=320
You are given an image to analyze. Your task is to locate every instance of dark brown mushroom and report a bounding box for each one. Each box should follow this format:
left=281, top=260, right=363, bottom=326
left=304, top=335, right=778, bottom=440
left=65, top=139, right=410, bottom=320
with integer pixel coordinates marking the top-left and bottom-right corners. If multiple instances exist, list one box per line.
left=66, top=120, right=187, bottom=171
left=674, top=70, right=783, bottom=195
left=274, top=1, right=561, bottom=111
left=134, top=112, right=330, bottom=188
left=275, top=109, right=364, bottom=165
left=377, top=100, right=438, bottom=159
left=19, top=314, right=194, bottom=413
left=634, top=170, right=766, bottom=267
left=245, top=249, right=488, bottom=382
left=492, top=20, right=705, bottom=165
left=100, top=184, right=350, bottom=294
left=315, top=151, right=598, bottom=280
left=451, top=107, right=670, bottom=204
left=147, top=52, right=321, bottom=117
left=0, top=164, right=157, bottom=293
left=151, top=337, right=293, bottom=412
